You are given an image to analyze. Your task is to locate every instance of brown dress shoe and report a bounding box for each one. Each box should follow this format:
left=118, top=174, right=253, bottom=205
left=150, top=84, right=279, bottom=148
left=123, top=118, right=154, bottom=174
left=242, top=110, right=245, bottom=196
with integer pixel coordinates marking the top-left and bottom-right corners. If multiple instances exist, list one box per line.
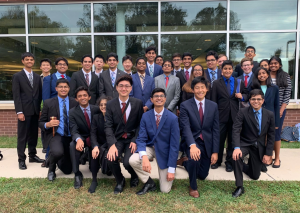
left=189, top=186, right=199, bottom=198
left=177, top=157, right=188, bottom=166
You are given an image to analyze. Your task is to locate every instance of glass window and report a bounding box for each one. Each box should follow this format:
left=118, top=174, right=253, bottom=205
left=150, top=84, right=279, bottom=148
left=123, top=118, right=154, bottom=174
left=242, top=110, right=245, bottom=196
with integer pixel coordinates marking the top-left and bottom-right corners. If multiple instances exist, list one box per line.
left=0, top=37, right=26, bottom=100
left=0, top=5, right=25, bottom=34
left=229, top=33, right=296, bottom=99
left=161, top=1, right=227, bottom=31
left=28, top=4, right=91, bottom=34
left=161, top=34, right=226, bottom=67
left=94, top=3, right=158, bottom=32
left=230, top=0, right=297, bottom=30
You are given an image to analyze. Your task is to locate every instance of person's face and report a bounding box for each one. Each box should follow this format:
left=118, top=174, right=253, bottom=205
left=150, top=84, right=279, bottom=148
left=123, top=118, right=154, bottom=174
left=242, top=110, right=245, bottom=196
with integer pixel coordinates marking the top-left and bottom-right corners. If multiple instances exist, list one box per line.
left=162, top=62, right=173, bottom=74
left=82, top=57, right=93, bottom=71
left=193, top=82, right=208, bottom=101
left=244, top=48, right=256, bottom=59
left=222, top=65, right=233, bottom=79
left=249, top=95, right=264, bottom=111
left=269, top=59, right=281, bottom=72
left=40, top=62, right=51, bottom=73
left=75, top=90, right=91, bottom=107
left=107, top=57, right=118, bottom=70
left=150, top=92, right=166, bottom=108
left=217, top=56, right=227, bottom=68
left=22, top=57, right=35, bottom=69
left=145, top=50, right=156, bottom=63
left=193, top=65, right=203, bottom=78
left=116, top=80, right=132, bottom=98
left=258, top=69, right=269, bottom=83
left=55, top=60, right=68, bottom=74
left=55, top=83, right=70, bottom=98
left=136, top=59, right=146, bottom=72
left=206, top=55, right=217, bottom=70
left=99, top=99, right=107, bottom=113
left=260, top=61, right=269, bottom=70
left=122, top=59, right=133, bottom=72
left=155, top=57, right=163, bottom=66
left=172, top=57, right=182, bottom=68
left=241, top=61, right=253, bottom=74
left=183, top=56, right=192, bottom=68
left=94, top=57, right=104, bottom=70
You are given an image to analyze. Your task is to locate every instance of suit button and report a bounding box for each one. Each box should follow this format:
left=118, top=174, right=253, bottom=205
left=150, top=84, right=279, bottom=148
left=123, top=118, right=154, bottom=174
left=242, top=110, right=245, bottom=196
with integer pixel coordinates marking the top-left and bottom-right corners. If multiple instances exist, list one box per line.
left=142, top=94, right=144, bottom=96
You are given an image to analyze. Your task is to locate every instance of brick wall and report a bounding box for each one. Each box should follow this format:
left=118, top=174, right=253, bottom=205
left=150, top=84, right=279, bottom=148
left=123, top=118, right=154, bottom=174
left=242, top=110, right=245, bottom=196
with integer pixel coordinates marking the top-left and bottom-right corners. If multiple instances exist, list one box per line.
left=283, top=109, right=300, bottom=128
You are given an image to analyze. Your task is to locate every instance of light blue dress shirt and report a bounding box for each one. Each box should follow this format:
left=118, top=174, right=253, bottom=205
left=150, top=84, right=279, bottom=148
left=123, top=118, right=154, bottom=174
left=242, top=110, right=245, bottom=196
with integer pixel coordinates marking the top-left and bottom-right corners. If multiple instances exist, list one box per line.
left=208, top=68, right=218, bottom=81
left=55, top=71, right=67, bottom=79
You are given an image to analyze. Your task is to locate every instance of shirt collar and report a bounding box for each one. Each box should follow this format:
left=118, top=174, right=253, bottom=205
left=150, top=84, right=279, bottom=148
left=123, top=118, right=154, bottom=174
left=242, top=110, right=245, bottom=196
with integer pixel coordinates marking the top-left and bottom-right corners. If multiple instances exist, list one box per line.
left=23, top=68, right=32, bottom=75
left=244, top=72, right=252, bottom=77
left=56, top=71, right=66, bottom=77
left=208, top=67, right=218, bottom=73
left=138, top=72, right=145, bottom=78
left=222, top=76, right=233, bottom=82
left=154, top=108, right=164, bottom=116
left=253, top=107, right=262, bottom=114
left=174, top=68, right=181, bottom=72
left=109, top=69, right=117, bottom=74
left=82, top=69, right=91, bottom=74
left=147, top=61, right=154, bottom=67
left=163, top=73, right=171, bottom=78
left=57, top=96, right=69, bottom=103
left=194, top=97, right=205, bottom=107
left=119, top=98, right=129, bottom=105
left=94, top=69, right=103, bottom=74
left=184, top=67, right=192, bottom=72
left=80, top=104, right=90, bottom=111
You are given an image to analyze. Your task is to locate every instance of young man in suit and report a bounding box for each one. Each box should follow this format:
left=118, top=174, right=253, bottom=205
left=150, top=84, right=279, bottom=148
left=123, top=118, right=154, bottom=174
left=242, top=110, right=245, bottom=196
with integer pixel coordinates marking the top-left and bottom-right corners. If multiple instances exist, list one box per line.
left=217, top=54, right=227, bottom=70
left=204, top=50, right=222, bottom=89
left=171, top=53, right=183, bottom=76
left=179, top=76, right=220, bottom=198
left=98, top=52, right=127, bottom=98
left=234, top=46, right=259, bottom=76
left=12, top=52, right=44, bottom=170
left=155, top=60, right=181, bottom=114
left=93, top=54, right=105, bottom=77
left=155, top=55, right=164, bottom=67
left=130, top=57, right=154, bottom=112
left=39, top=78, right=78, bottom=181
left=232, top=89, right=275, bottom=197
left=122, top=55, right=133, bottom=75
left=129, top=88, right=180, bottom=195
left=145, top=46, right=163, bottom=78
left=69, top=55, right=99, bottom=105
left=211, top=60, right=248, bottom=172
left=237, top=57, right=254, bottom=92
left=42, top=57, right=71, bottom=101
left=69, top=86, right=101, bottom=189
left=105, top=75, right=144, bottom=194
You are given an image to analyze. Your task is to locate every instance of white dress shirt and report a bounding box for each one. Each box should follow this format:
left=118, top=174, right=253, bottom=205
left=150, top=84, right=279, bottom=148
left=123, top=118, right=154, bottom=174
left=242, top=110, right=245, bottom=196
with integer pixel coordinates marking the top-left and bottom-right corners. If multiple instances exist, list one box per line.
left=189, top=97, right=205, bottom=147
left=184, top=66, right=192, bottom=78
left=119, top=98, right=131, bottom=120
left=93, top=69, right=103, bottom=77
left=82, top=69, right=92, bottom=85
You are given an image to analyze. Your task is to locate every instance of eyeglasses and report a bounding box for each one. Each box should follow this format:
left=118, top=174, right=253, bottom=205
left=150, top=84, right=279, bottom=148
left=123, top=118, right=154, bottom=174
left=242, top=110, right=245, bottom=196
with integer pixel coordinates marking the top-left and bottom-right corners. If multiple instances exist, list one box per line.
left=57, top=86, right=69, bottom=89
left=194, top=69, right=203, bottom=72
left=163, top=64, right=172, bottom=67
left=153, top=95, right=165, bottom=98
left=118, top=85, right=131, bottom=88
left=206, top=59, right=216, bottom=62
left=172, top=59, right=181, bottom=62
left=57, top=63, right=67, bottom=66
left=250, top=98, right=263, bottom=101
left=246, top=50, right=255, bottom=53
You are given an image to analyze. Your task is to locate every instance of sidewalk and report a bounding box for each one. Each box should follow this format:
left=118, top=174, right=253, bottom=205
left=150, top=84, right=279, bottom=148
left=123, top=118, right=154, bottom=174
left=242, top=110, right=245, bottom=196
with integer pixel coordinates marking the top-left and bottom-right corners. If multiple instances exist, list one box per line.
left=0, top=148, right=299, bottom=181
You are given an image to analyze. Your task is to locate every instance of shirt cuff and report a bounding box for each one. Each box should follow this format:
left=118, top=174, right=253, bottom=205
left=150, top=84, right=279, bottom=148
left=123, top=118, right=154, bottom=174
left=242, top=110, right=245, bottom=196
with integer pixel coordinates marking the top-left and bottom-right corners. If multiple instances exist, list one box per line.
left=139, top=151, right=147, bottom=159
left=168, top=167, right=175, bottom=173
left=76, top=137, right=81, bottom=142
left=189, top=143, right=195, bottom=147
left=234, top=147, right=240, bottom=149
left=17, top=112, right=23, bottom=114
left=44, top=123, right=50, bottom=130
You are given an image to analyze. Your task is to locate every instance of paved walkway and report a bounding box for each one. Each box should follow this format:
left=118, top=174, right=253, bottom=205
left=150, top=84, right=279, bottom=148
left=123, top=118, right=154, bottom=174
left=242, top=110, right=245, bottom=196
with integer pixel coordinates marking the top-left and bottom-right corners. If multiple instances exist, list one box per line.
left=0, top=148, right=299, bottom=181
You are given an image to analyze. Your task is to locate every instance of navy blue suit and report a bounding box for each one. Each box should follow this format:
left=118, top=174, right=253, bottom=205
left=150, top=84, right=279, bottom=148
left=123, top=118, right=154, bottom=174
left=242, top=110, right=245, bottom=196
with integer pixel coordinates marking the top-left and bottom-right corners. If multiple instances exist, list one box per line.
left=42, top=74, right=71, bottom=101
left=130, top=73, right=154, bottom=109
left=145, top=63, right=163, bottom=78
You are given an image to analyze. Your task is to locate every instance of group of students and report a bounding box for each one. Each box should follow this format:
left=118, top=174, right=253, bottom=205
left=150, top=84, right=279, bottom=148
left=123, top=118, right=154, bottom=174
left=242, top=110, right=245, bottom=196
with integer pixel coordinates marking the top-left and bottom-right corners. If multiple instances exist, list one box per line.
left=12, top=45, right=291, bottom=198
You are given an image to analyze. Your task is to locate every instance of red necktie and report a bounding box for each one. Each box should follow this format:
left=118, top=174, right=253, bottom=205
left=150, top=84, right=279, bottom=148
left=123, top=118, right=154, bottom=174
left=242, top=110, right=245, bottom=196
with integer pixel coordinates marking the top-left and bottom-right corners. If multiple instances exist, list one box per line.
left=165, top=76, right=169, bottom=88
left=83, top=108, right=91, bottom=147
left=156, top=114, right=161, bottom=128
left=185, top=71, right=189, bottom=81
left=61, top=75, right=65, bottom=78
left=121, top=103, right=127, bottom=139
left=199, top=102, right=204, bottom=140
left=244, top=75, right=248, bottom=87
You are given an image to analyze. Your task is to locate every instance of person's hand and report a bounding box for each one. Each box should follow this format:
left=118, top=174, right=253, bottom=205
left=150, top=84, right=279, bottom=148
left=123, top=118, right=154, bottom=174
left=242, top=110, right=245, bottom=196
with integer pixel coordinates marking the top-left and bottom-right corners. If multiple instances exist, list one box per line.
left=232, top=148, right=242, bottom=161
left=142, top=155, right=151, bottom=173
left=143, top=106, right=148, bottom=113
left=167, top=172, right=175, bottom=182
left=176, top=109, right=180, bottom=117
left=129, top=142, right=137, bottom=153
left=76, top=139, right=84, bottom=152
left=275, top=127, right=279, bottom=129
left=262, top=155, right=272, bottom=164
left=46, top=119, right=60, bottom=128
left=92, top=146, right=100, bottom=159
left=107, top=144, right=118, bottom=161
left=235, top=93, right=242, bottom=99
left=211, top=153, right=218, bottom=165
left=280, top=109, right=284, bottom=118
left=190, top=144, right=201, bottom=161
left=17, top=113, right=25, bottom=121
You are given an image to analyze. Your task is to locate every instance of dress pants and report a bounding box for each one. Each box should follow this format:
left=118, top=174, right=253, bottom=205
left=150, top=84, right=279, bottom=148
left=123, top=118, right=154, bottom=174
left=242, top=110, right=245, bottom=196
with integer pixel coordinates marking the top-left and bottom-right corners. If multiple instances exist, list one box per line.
left=107, top=140, right=138, bottom=184
left=234, top=145, right=263, bottom=187
left=129, top=146, right=173, bottom=193
left=17, top=114, right=39, bottom=162
left=183, top=138, right=210, bottom=190
left=48, top=134, right=72, bottom=174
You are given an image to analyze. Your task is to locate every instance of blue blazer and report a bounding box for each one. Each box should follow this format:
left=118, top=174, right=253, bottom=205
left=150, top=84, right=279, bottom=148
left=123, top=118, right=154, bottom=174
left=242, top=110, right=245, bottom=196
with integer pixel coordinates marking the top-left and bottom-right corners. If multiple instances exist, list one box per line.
left=261, top=85, right=280, bottom=128
left=145, top=63, right=163, bottom=78
left=130, top=73, right=154, bottom=109
left=42, top=73, right=71, bottom=101
left=180, top=98, right=220, bottom=157
left=136, top=109, right=180, bottom=170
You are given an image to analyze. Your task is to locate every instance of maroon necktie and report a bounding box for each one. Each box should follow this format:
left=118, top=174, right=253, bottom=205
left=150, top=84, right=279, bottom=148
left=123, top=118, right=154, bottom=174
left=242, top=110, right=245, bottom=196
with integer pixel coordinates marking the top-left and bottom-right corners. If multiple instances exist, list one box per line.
left=185, top=71, right=190, bottom=81
left=84, top=108, right=91, bottom=147
left=244, top=75, right=248, bottom=87
left=121, top=103, right=127, bottom=139
left=61, top=75, right=65, bottom=78
left=199, top=102, right=204, bottom=140
left=156, top=114, right=161, bottom=128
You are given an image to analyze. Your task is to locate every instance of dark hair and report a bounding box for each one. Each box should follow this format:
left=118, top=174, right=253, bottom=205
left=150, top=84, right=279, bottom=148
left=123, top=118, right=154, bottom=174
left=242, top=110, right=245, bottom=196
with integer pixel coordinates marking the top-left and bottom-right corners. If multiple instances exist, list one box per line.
left=182, top=52, right=193, bottom=60
left=269, top=56, right=288, bottom=87
left=221, top=60, right=233, bottom=69
left=191, top=76, right=209, bottom=90
left=106, top=52, right=118, bottom=61
left=55, top=57, right=68, bottom=66
left=56, top=78, right=70, bottom=87
left=21, top=52, right=34, bottom=60
left=40, top=58, right=52, bottom=67
left=162, top=60, right=174, bottom=69
left=172, top=53, right=181, bottom=60
left=81, top=54, right=94, bottom=63
left=205, top=50, right=218, bottom=61
left=249, top=89, right=264, bottom=100
left=245, top=46, right=256, bottom=53
left=259, top=59, right=269, bottom=67
left=252, top=67, right=272, bottom=89
left=94, top=54, right=105, bottom=62
left=192, top=64, right=204, bottom=77
left=96, top=96, right=112, bottom=107
left=122, top=55, right=133, bottom=63
left=145, top=46, right=157, bottom=54
left=115, top=75, right=133, bottom=86
left=75, top=86, right=91, bottom=98
left=135, top=57, right=146, bottom=66
left=151, top=88, right=166, bottom=98
left=155, top=55, right=163, bottom=61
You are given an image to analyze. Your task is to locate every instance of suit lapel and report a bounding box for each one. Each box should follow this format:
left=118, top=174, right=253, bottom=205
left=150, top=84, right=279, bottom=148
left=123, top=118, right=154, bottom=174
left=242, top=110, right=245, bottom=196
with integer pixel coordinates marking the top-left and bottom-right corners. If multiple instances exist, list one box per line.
left=261, top=108, right=268, bottom=134
left=248, top=74, right=253, bottom=88
left=77, top=105, right=89, bottom=127
left=115, top=98, right=125, bottom=125
left=202, top=99, right=209, bottom=126
left=220, top=78, right=229, bottom=97
left=156, top=109, right=168, bottom=133
left=160, top=75, right=167, bottom=91
left=79, top=70, right=88, bottom=87
left=165, top=75, right=173, bottom=93
left=248, top=107, right=259, bottom=136
left=264, top=87, right=270, bottom=100
left=232, top=78, right=237, bottom=97
left=150, top=110, right=157, bottom=133
left=181, top=70, right=187, bottom=81
left=55, top=97, right=60, bottom=118
left=192, top=99, right=201, bottom=125
left=136, top=74, right=143, bottom=91
left=114, top=70, right=122, bottom=89
left=205, top=69, right=211, bottom=82
left=127, top=98, right=135, bottom=123
left=21, top=70, right=32, bottom=88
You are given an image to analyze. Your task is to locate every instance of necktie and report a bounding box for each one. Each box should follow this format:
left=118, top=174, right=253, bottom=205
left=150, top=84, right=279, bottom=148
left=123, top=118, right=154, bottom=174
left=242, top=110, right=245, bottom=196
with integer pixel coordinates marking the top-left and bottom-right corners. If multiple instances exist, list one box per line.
left=111, top=72, right=115, bottom=87
left=140, top=74, right=145, bottom=89
left=156, top=114, right=161, bottom=128
left=62, top=99, right=69, bottom=136
left=210, top=70, right=216, bottom=85
left=199, top=102, right=204, bottom=140
left=244, top=75, right=248, bottom=88
left=165, top=76, right=169, bottom=88
left=185, top=71, right=189, bottom=81
left=254, top=111, right=260, bottom=135
left=149, top=65, right=154, bottom=77
left=29, top=73, right=33, bottom=88
left=226, top=79, right=231, bottom=96
left=61, top=75, right=65, bottom=79
left=83, top=108, right=91, bottom=147
left=121, top=103, right=127, bottom=139
left=85, top=74, right=89, bottom=86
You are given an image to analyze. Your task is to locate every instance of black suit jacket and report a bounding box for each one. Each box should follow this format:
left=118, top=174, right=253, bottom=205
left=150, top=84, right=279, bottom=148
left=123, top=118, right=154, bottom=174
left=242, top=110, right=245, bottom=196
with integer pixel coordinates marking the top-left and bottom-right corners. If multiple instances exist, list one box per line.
left=69, top=104, right=101, bottom=142
left=232, top=106, right=275, bottom=157
left=104, top=97, right=144, bottom=147
left=12, top=70, right=42, bottom=116
left=235, top=61, right=259, bottom=77
left=69, top=70, right=99, bottom=105
left=204, top=68, right=222, bottom=84
left=90, top=113, right=107, bottom=148
left=39, top=96, right=78, bottom=147
left=176, top=69, right=186, bottom=108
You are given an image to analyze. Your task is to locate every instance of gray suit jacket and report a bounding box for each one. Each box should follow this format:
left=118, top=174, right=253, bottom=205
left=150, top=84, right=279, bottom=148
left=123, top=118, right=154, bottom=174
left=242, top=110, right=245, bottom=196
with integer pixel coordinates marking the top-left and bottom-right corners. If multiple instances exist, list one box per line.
left=154, top=74, right=181, bottom=113
left=98, top=69, right=126, bottom=98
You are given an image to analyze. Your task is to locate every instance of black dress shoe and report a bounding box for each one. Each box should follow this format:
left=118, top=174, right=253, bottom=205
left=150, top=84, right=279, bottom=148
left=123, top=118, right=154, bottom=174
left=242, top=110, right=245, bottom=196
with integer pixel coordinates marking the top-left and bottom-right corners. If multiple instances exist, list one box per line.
left=19, top=161, right=27, bottom=170
left=74, top=174, right=83, bottom=189
left=232, top=186, right=244, bottom=198
left=226, top=163, right=233, bottom=172
left=136, top=182, right=156, bottom=195
left=130, top=177, right=139, bottom=188
left=29, top=155, right=44, bottom=163
left=211, top=163, right=220, bottom=169
left=48, top=171, right=56, bottom=181
left=42, top=148, right=47, bottom=153
left=272, top=160, right=281, bottom=168
left=114, top=178, right=125, bottom=194
left=88, top=181, right=98, bottom=193
left=41, top=157, right=50, bottom=168
left=261, top=164, right=268, bottom=172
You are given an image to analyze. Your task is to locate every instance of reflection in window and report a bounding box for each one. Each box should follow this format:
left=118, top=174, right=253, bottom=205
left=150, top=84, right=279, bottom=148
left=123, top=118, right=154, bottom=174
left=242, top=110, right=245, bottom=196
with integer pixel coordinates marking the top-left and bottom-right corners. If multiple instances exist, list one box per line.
left=28, top=4, right=91, bottom=33
left=94, top=3, right=158, bottom=32
left=161, top=1, right=227, bottom=31
left=0, top=5, right=25, bottom=34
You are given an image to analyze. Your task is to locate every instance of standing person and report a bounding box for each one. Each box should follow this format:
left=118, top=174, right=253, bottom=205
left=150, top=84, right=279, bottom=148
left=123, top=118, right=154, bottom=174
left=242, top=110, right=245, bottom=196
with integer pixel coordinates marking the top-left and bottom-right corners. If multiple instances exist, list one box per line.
left=93, top=54, right=105, bottom=77
left=171, top=53, right=183, bottom=76
left=232, top=89, right=275, bottom=197
left=259, top=59, right=269, bottom=71
left=145, top=46, right=163, bottom=78
left=234, top=46, right=259, bottom=76
left=217, top=54, right=227, bottom=70
left=105, top=75, right=144, bottom=194
left=155, top=60, right=181, bottom=114
left=129, top=88, right=180, bottom=195
left=211, top=60, right=248, bottom=172
left=179, top=77, right=220, bottom=198
left=237, top=58, right=254, bottom=92
left=269, top=56, right=292, bottom=168
left=155, top=55, right=164, bottom=67
left=69, top=55, right=99, bottom=105
left=204, top=50, right=222, bottom=88
left=130, top=57, right=154, bottom=112
left=122, top=55, right=134, bottom=75
left=99, top=52, right=127, bottom=98
left=12, top=52, right=44, bottom=170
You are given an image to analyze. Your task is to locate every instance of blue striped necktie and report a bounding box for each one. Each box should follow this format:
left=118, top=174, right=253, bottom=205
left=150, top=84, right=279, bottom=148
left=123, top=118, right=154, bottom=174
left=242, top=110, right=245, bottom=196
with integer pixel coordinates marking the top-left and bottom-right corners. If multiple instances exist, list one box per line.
left=62, top=99, right=69, bottom=136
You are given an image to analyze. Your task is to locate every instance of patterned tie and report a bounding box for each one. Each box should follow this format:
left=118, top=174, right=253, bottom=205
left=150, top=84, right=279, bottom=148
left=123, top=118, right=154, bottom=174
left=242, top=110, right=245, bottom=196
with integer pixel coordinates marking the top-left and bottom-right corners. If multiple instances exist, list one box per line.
left=210, top=70, right=216, bottom=85
left=185, top=71, right=189, bottom=81
left=226, top=79, right=231, bottom=96
left=149, top=65, right=154, bottom=77
left=121, top=103, right=127, bottom=139
left=62, top=99, right=69, bottom=136
left=29, top=73, right=33, bottom=88
left=165, top=76, right=169, bottom=88
left=140, top=74, right=145, bottom=89
left=244, top=75, right=249, bottom=88
left=254, top=111, right=260, bottom=135
left=111, top=72, right=115, bottom=87
left=156, top=114, right=161, bottom=128
left=83, top=108, right=91, bottom=147
left=61, top=75, right=65, bottom=79
left=85, top=74, right=89, bottom=86
left=199, top=102, right=204, bottom=140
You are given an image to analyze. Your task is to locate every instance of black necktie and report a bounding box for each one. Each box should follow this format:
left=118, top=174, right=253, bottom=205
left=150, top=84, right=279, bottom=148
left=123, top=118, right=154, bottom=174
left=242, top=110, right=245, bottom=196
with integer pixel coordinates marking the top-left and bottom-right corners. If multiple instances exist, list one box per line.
left=62, top=99, right=69, bottom=136
left=226, top=79, right=231, bottom=96
left=254, top=111, right=260, bottom=135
